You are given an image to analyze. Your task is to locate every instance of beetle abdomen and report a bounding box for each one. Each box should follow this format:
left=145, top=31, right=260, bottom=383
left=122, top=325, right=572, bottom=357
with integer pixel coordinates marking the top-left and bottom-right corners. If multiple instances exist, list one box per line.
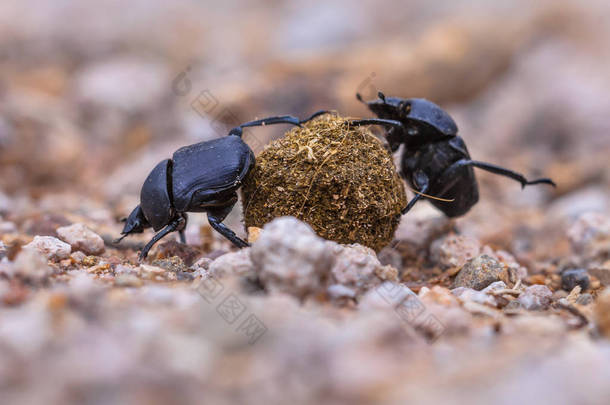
left=429, top=167, right=479, bottom=217
left=172, top=136, right=254, bottom=212
left=140, top=159, right=173, bottom=231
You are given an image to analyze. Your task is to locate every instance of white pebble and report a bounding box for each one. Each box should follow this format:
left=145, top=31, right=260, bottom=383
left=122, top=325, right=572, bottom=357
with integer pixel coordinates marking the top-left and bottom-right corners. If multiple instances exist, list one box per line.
left=24, top=236, right=71, bottom=261
left=57, top=223, right=105, bottom=255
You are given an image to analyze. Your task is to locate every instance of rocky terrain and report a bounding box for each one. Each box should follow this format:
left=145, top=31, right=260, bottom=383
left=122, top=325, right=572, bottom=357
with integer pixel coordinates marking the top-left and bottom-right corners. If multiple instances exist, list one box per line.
left=1, top=0, right=610, bottom=404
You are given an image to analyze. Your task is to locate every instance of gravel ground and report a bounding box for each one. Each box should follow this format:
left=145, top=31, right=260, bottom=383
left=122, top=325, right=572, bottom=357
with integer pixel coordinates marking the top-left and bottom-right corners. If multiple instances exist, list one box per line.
left=1, top=1, right=610, bottom=404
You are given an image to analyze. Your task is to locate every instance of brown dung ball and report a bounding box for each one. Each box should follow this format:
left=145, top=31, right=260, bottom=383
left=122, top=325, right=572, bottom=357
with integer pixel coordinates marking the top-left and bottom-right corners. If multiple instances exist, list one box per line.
left=241, top=114, right=407, bottom=252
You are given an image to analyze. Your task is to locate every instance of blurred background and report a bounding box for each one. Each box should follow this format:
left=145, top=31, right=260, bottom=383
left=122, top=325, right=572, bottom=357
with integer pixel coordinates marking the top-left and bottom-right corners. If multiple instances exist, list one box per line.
left=1, top=1, right=610, bottom=404
left=2, top=0, right=609, bottom=200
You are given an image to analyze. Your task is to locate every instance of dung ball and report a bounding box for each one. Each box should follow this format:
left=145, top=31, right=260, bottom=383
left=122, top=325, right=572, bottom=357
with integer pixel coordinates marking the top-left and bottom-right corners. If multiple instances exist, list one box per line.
left=241, top=114, right=407, bottom=252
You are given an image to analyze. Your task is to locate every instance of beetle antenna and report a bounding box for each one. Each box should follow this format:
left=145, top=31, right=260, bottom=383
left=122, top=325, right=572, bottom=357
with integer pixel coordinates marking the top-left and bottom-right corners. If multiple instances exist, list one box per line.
left=405, top=184, right=455, bottom=202
left=377, top=91, right=387, bottom=103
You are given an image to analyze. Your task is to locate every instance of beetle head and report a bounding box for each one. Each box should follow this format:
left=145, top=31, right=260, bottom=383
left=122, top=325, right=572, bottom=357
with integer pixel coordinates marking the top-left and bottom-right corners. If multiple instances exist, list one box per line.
left=118, top=205, right=150, bottom=240
left=358, top=92, right=458, bottom=146
left=357, top=92, right=409, bottom=120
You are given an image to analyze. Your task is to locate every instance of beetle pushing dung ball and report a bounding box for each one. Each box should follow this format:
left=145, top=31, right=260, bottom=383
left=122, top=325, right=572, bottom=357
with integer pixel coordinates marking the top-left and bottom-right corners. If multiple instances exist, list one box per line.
left=116, top=92, right=555, bottom=260
left=117, top=111, right=331, bottom=260
left=356, top=91, right=556, bottom=216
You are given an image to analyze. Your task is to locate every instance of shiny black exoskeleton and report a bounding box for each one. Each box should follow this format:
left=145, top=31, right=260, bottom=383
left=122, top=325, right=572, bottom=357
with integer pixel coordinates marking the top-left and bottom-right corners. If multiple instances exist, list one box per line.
left=355, top=91, right=555, bottom=216
left=117, top=111, right=328, bottom=260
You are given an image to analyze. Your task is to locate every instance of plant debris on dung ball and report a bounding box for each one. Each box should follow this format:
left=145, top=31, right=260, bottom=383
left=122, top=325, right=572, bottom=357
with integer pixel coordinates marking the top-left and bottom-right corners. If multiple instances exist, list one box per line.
left=242, top=113, right=407, bottom=252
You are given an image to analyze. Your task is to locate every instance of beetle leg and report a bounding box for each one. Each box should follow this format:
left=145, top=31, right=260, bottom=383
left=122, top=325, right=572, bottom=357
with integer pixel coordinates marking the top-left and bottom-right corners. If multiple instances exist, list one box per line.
left=207, top=204, right=250, bottom=249
left=178, top=213, right=188, bottom=243
left=348, top=118, right=404, bottom=130
left=445, top=160, right=556, bottom=189
left=300, top=110, right=333, bottom=123
left=139, top=216, right=185, bottom=261
left=402, top=192, right=425, bottom=215
left=467, top=160, right=556, bottom=188
left=402, top=171, right=430, bottom=215
left=228, top=111, right=332, bottom=137
left=386, top=126, right=402, bottom=152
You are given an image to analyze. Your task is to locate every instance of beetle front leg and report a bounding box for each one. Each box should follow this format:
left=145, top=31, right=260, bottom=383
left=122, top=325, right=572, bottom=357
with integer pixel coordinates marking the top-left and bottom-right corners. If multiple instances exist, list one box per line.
left=207, top=204, right=250, bottom=248
left=348, top=118, right=404, bottom=131
left=402, top=171, right=430, bottom=215
left=178, top=213, right=188, bottom=243
left=228, top=110, right=332, bottom=137
left=139, top=216, right=185, bottom=261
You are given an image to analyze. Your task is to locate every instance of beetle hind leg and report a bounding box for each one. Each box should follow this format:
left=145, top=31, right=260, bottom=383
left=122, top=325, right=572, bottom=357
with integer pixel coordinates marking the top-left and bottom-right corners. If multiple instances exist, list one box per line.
left=207, top=204, right=249, bottom=249
left=467, top=160, right=556, bottom=188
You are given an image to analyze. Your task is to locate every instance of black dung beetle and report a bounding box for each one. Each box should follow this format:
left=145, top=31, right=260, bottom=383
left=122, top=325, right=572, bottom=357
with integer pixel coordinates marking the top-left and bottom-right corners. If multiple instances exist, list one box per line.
left=354, top=91, right=556, bottom=216
left=117, top=110, right=328, bottom=260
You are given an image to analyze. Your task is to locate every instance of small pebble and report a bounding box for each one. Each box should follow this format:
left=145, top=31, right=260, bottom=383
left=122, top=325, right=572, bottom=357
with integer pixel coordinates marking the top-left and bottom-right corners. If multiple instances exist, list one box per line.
left=453, top=254, right=509, bottom=291
left=588, top=262, right=610, bottom=286
left=154, top=241, right=202, bottom=266
left=575, top=293, right=593, bottom=306
left=0, top=221, right=17, bottom=234
left=24, top=235, right=71, bottom=261
left=247, top=226, right=262, bottom=243
left=330, top=243, right=393, bottom=296
left=553, top=290, right=569, bottom=300
left=191, top=257, right=213, bottom=271
left=517, top=285, right=553, bottom=310
left=561, top=268, right=590, bottom=291
left=452, top=286, right=497, bottom=307
left=11, top=248, right=52, bottom=283
left=327, top=284, right=357, bottom=299
left=482, top=281, right=508, bottom=293
left=251, top=217, right=333, bottom=298
left=208, top=249, right=253, bottom=278
left=70, top=251, right=86, bottom=263
left=57, top=223, right=105, bottom=255
left=594, top=288, right=610, bottom=338
left=430, top=234, right=481, bottom=269
left=114, top=264, right=138, bottom=275
left=567, top=212, right=610, bottom=263
left=82, top=256, right=99, bottom=267
left=115, top=274, right=143, bottom=287
left=359, top=281, right=415, bottom=310
left=152, top=256, right=188, bottom=273
left=139, top=264, right=166, bottom=279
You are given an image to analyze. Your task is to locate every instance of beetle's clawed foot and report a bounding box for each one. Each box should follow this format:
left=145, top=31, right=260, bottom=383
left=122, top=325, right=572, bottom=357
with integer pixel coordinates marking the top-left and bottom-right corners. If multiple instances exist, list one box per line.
left=521, top=178, right=556, bottom=189
left=113, top=234, right=128, bottom=244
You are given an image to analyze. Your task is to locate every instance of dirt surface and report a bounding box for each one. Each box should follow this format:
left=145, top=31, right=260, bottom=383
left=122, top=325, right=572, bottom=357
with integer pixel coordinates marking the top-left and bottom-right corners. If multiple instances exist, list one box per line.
left=1, top=1, right=610, bottom=404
